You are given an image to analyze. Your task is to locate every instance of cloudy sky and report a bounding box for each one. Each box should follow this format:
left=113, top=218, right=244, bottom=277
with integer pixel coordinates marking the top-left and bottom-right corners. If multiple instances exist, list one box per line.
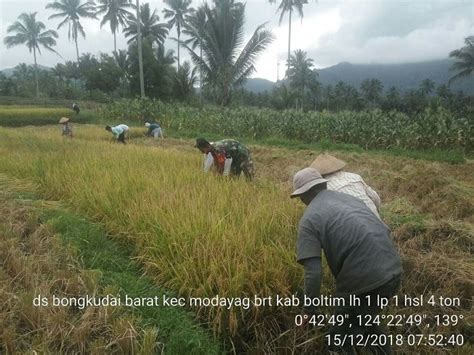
left=0, top=0, right=472, bottom=81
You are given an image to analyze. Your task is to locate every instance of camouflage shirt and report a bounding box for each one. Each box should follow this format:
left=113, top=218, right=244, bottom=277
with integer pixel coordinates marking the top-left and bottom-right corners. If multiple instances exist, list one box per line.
left=212, top=140, right=250, bottom=165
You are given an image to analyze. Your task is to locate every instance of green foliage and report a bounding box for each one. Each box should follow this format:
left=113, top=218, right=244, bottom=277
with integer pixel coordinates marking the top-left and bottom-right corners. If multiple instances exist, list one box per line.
left=183, top=0, right=274, bottom=105
left=78, top=53, right=122, bottom=93
left=123, top=3, right=169, bottom=46
left=102, top=99, right=473, bottom=151
left=449, top=36, right=474, bottom=84
left=127, top=40, right=176, bottom=98
left=173, top=61, right=197, bottom=102
left=163, top=0, right=193, bottom=68
left=44, top=209, right=221, bottom=354
left=96, top=0, right=132, bottom=52
left=46, top=0, right=97, bottom=60
left=100, top=97, right=162, bottom=121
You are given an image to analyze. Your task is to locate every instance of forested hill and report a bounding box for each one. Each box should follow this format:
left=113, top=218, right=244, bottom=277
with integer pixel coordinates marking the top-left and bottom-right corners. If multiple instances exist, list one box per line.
left=245, top=59, right=473, bottom=94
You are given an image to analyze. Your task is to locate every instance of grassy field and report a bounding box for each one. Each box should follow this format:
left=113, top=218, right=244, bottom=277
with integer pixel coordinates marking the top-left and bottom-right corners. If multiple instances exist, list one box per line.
left=0, top=174, right=220, bottom=354
left=0, top=105, right=97, bottom=126
left=0, top=124, right=472, bottom=353
left=0, top=178, right=159, bottom=353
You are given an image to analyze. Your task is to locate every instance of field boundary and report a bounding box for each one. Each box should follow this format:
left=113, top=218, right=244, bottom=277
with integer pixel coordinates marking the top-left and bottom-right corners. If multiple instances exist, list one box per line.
left=0, top=174, right=222, bottom=355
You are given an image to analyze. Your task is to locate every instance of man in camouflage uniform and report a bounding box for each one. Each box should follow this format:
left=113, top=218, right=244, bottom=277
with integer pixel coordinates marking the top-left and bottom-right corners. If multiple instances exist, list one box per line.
left=195, top=138, right=255, bottom=180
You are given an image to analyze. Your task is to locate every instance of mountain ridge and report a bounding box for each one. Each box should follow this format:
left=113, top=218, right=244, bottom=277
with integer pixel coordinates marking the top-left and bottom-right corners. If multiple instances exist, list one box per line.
left=244, top=58, right=473, bottom=94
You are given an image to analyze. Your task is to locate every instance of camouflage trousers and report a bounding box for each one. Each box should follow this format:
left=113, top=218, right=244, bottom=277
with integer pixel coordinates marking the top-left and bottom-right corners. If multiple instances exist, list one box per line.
left=231, top=157, right=255, bottom=180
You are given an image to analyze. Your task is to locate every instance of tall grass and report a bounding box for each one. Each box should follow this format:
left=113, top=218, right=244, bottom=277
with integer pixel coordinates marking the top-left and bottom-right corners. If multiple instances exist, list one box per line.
left=0, top=181, right=159, bottom=354
left=1, top=126, right=471, bottom=352
left=0, top=126, right=304, bottom=346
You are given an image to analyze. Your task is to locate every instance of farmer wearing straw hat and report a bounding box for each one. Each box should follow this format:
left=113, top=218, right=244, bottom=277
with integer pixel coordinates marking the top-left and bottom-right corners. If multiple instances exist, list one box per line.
left=291, top=168, right=402, bottom=354
left=310, top=153, right=381, bottom=219
left=59, top=117, right=73, bottom=137
left=195, top=138, right=255, bottom=180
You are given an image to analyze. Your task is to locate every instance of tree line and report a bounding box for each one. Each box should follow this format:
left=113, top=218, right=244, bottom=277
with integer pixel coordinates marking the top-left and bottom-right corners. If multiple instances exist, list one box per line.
left=2, top=0, right=473, bottom=110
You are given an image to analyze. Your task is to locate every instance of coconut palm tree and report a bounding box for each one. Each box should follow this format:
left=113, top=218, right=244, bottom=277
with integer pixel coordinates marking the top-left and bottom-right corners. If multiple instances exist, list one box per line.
left=449, top=36, right=474, bottom=85
left=123, top=3, right=169, bottom=47
left=163, top=0, right=192, bottom=70
left=419, top=78, right=435, bottom=96
left=173, top=61, right=197, bottom=101
left=183, top=5, right=206, bottom=101
left=183, top=0, right=274, bottom=106
left=269, top=0, right=313, bottom=76
left=46, top=0, right=96, bottom=62
left=360, top=78, right=384, bottom=108
left=4, top=12, right=58, bottom=97
left=287, top=49, right=318, bottom=109
left=96, top=0, right=133, bottom=53
left=131, top=0, right=145, bottom=98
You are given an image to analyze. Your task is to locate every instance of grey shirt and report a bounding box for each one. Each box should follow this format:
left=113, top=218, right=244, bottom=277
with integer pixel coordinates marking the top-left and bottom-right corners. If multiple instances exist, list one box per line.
left=297, top=190, right=402, bottom=296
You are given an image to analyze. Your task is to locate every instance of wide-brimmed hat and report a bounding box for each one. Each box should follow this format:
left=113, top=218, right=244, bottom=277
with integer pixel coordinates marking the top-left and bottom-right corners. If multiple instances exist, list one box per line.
left=59, top=117, right=70, bottom=124
left=290, top=168, right=328, bottom=198
left=310, top=153, right=346, bottom=176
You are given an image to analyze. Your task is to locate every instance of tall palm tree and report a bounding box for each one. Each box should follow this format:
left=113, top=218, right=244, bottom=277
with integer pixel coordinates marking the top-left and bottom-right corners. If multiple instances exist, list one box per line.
left=287, top=49, right=317, bottom=109
left=269, top=0, right=312, bottom=76
left=419, top=78, right=435, bottom=96
left=123, top=3, right=169, bottom=46
left=46, top=0, right=96, bottom=62
left=183, top=0, right=274, bottom=106
left=132, top=0, right=145, bottom=98
left=96, top=0, right=132, bottom=53
left=449, top=36, right=474, bottom=85
left=4, top=12, right=58, bottom=97
left=163, top=0, right=192, bottom=69
left=173, top=61, right=197, bottom=101
left=360, top=78, right=383, bottom=107
left=183, top=5, right=207, bottom=101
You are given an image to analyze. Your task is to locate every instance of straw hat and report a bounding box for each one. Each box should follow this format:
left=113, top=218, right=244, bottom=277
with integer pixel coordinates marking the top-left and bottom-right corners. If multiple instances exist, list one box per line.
left=290, top=168, right=328, bottom=198
left=59, top=117, right=70, bottom=124
left=310, top=153, right=346, bottom=176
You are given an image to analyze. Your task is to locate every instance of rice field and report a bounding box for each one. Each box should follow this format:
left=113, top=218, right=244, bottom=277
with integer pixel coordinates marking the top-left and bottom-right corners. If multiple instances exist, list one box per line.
left=0, top=124, right=472, bottom=353
left=0, top=105, right=95, bottom=126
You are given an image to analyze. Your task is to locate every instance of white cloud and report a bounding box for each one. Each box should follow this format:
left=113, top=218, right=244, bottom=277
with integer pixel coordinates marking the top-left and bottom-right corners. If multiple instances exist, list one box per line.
left=1, top=0, right=472, bottom=82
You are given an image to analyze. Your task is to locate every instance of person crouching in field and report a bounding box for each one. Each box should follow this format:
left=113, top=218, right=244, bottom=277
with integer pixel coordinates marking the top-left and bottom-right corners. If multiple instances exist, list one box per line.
left=105, top=125, right=126, bottom=144
left=195, top=138, right=255, bottom=180
left=116, top=124, right=130, bottom=139
left=59, top=117, right=73, bottom=138
left=310, top=153, right=382, bottom=219
left=72, top=103, right=80, bottom=115
left=291, top=168, right=402, bottom=354
left=145, top=122, right=163, bottom=139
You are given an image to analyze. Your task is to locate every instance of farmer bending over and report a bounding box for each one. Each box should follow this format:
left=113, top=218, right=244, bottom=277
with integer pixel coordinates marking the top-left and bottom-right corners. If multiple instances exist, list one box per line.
left=311, top=153, right=382, bottom=219
left=105, top=125, right=126, bottom=144
left=145, top=122, right=163, bottom=139
left=72, top=103, right=80, bottom=115
left=195, top=138, right=255, bottom=180
left=59, top=117, right=73, bottom=137
left=116, top=124, right=130, bottom=139
left=291, top=168, right=402, bottom=354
